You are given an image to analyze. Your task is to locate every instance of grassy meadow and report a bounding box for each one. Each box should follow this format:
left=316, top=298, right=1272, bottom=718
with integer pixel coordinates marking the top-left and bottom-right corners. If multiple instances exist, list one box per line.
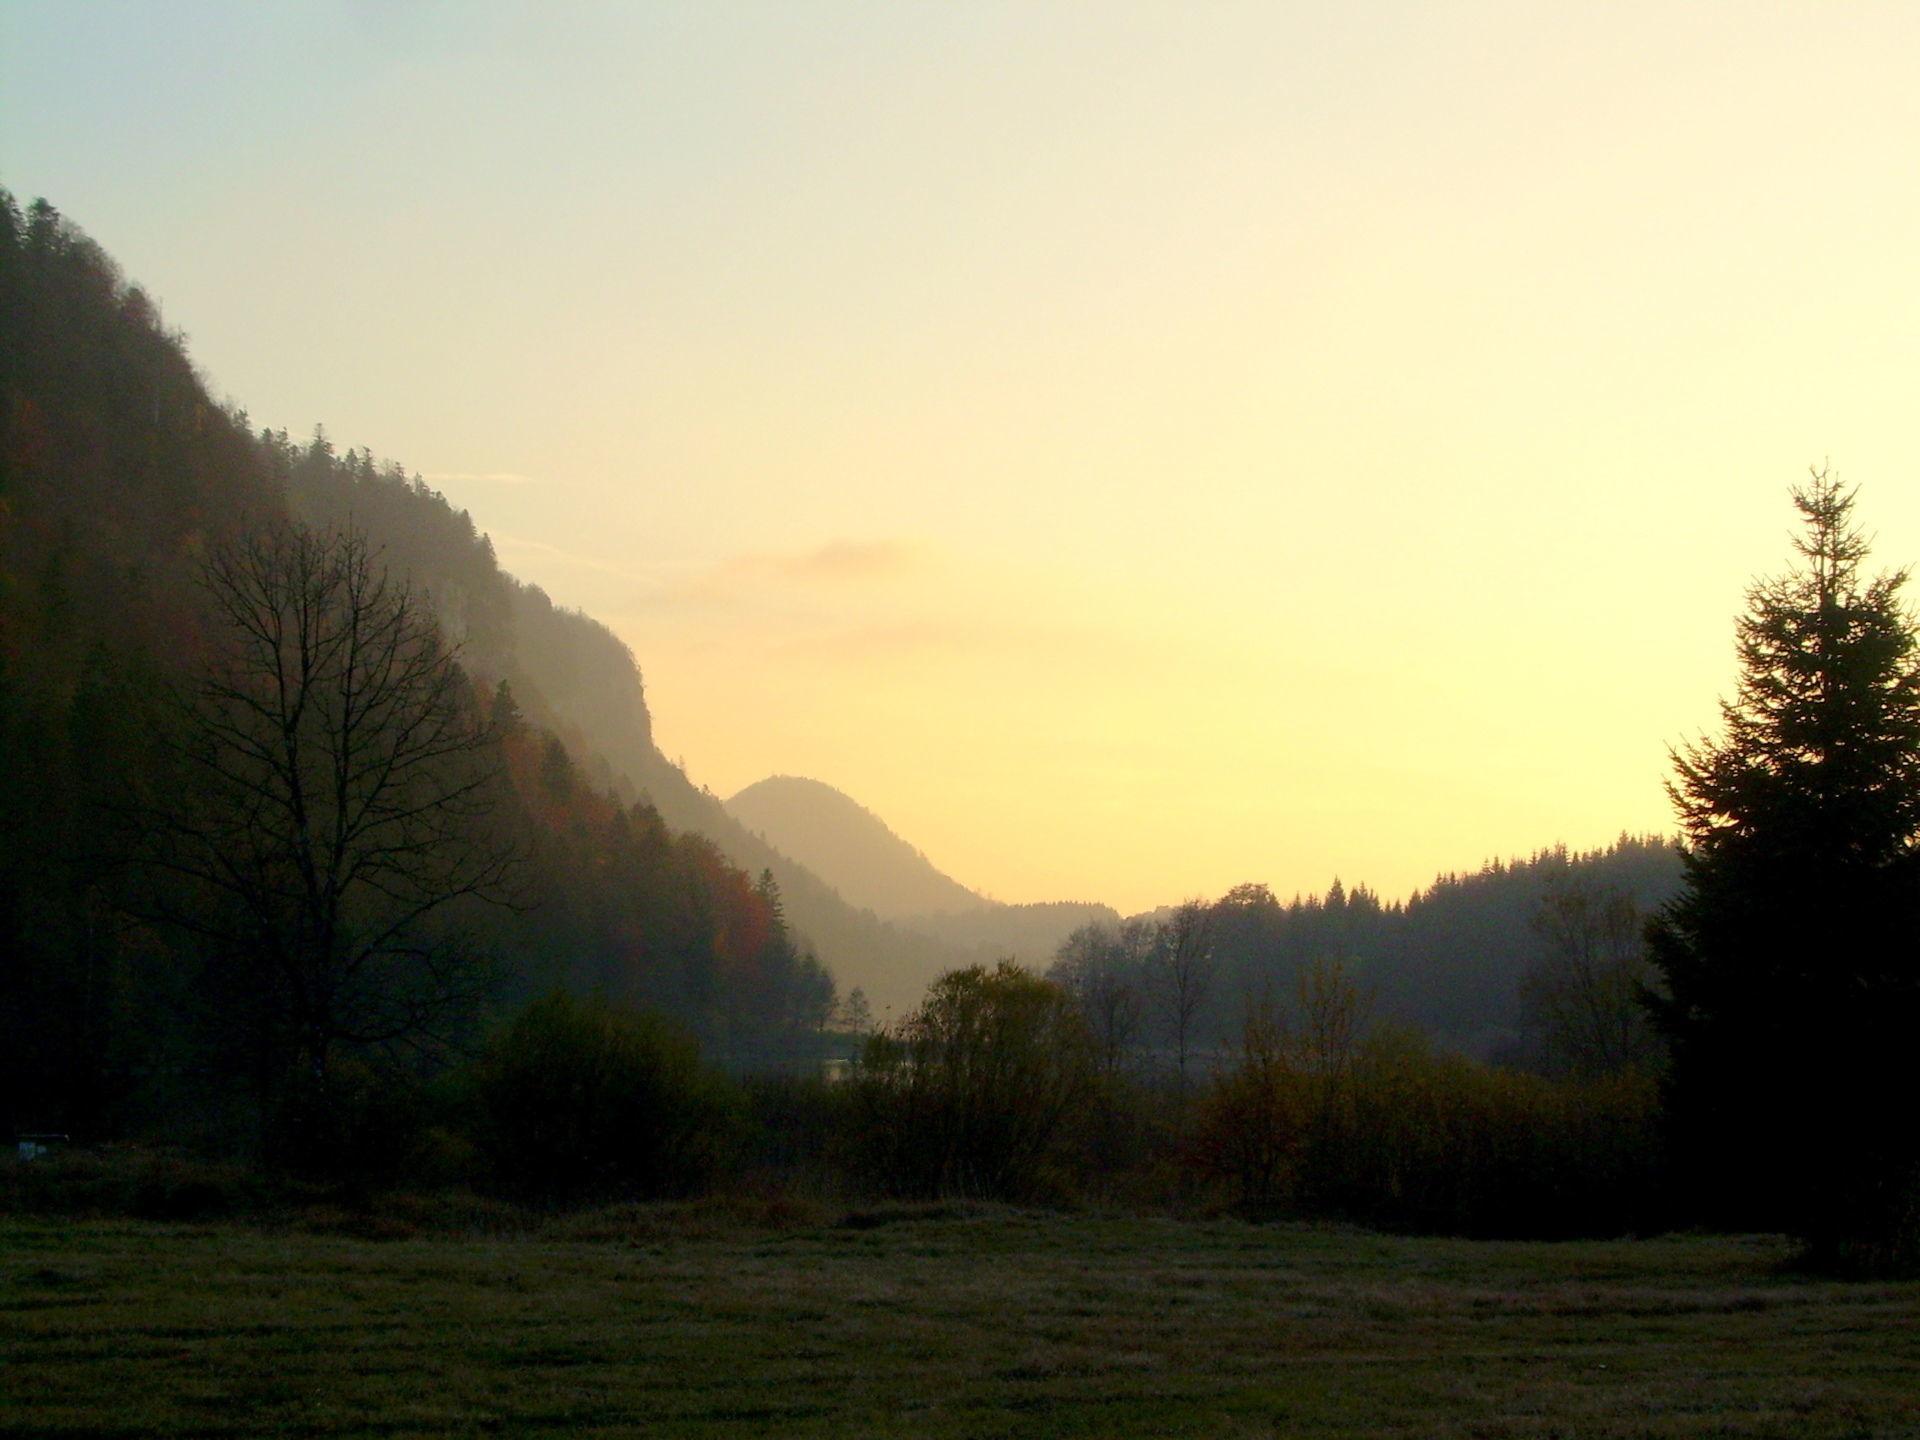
left=4, top=1205, right=1919, bottom=1438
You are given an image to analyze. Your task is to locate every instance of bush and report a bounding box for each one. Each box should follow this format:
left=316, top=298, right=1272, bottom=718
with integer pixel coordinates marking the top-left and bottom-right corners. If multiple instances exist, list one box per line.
left=1326, top=1027, right=1665, bottom=1236
left=850, top=962, right=1094, bottom=1201
left=265, top=1059, right=447, bottom=1187
left=0, top=1146, right=269, bottom=1219
left=464, top=992, right=739, bottom=1205
left=1191, top=1015, right=1667, bottom=1237
left=738, top=1072, right=850, bottom=1196
left=1189, top=994, right=1302, bottom=1208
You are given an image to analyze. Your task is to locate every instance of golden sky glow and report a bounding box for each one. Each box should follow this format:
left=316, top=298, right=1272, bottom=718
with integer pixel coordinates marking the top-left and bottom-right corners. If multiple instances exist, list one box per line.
left=8, top=3, right=1920, bottom=912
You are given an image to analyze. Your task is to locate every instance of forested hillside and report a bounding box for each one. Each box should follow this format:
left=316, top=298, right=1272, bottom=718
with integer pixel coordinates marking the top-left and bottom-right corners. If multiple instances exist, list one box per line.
left=1053, top=835, right=1678, bottom=1061
left=727, top=774, right=990, bottom=920
left=0, top=192, right=867, bottom=1142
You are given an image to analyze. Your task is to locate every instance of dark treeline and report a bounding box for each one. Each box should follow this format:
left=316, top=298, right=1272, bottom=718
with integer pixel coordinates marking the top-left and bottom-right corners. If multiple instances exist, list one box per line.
left=1055, top=834, right=1678, bottom=1067
left=0, top=191, right=836, bottom=1158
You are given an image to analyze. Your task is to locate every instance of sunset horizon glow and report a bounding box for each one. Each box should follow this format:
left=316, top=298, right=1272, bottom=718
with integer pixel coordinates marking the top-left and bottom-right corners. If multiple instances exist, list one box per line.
left=8, top=2, right=1919, bottom=914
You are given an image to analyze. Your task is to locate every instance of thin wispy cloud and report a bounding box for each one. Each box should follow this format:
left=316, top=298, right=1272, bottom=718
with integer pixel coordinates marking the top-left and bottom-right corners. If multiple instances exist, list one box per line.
left=771, top=611, right=1155, bottom=670
left=781, top=618, right=994, bottom=662
left=656, top=539, right=1163, bottom=671
left=723, top=540, right=923, bottom=586
left=666, top=540, right=927, bottom=607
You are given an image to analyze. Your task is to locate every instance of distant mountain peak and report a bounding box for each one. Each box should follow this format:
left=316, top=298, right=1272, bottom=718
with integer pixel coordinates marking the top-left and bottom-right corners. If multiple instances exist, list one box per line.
left=725, top=775, right=989, bottom=922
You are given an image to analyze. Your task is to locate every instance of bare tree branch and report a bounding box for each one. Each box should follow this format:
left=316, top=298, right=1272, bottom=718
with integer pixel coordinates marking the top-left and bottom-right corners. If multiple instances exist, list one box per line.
left=142, top=525, right=519, bottom=1095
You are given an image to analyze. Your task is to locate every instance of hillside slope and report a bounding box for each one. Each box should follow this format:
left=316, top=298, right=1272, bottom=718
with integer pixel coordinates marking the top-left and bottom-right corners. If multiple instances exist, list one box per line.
left=277, top=447, right=978, bottom=1019
left=726, top=775, right=988, bottom=921
left=0, top=189, right=970, bottom=1035
left=725, top=775, right=1123, bottom=968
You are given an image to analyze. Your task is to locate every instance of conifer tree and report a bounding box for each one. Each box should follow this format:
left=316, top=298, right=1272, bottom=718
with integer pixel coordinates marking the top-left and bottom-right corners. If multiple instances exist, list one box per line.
left=1648, top=469, right=1920, bottom=1267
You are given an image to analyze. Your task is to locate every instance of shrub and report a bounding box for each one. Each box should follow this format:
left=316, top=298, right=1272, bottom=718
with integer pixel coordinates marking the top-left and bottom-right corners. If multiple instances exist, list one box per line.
left=1318, top=1026, right=1666, bottom=1237
left=1191, top=1010, right=1667, bottom=1237
left=850, top=961, right=1094, bottom=1201
left=465, top=992, right=739, bottom=1204
left=0, top=1147, right=268, bottom=1218
left=1189, top=994, right=1302, bottom=1206
left=266, top=1059, right=446, bottom=1187
left=738, top=1072, right=849, bottom=1195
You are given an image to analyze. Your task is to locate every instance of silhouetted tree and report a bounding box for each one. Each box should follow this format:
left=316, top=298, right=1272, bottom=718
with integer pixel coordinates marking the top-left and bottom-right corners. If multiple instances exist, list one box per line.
left=1520, top=877, right=1659, bottom=1078
left=1048, top=918, right=1149, bottom=1080
left=144, top=526, right=517, bottom=1132
left=851, top=961, right=1094, bottom=1199
left=539, top=734, right=576, bottom=799
left=1648, top=470, right=1920, bottom=1268
left=832, top=986, right=874, bottom=1037
left=1147, top=900, right=1217, bottom=1095
left=1191, top=991, right=1299, bottom=1206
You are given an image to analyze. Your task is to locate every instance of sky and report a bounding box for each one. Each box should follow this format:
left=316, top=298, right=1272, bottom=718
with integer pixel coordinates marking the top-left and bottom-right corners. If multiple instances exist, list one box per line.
left=7, top=2, right=1920, bottom=914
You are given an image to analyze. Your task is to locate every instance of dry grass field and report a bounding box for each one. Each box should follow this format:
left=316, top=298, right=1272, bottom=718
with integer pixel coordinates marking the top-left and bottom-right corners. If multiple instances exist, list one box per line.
left=4, top=1203, right=1919, bottom=1438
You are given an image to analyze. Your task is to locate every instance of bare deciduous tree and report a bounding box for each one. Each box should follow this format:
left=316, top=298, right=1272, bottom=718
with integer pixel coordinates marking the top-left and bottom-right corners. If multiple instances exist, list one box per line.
left=1048, top=918, right=1149, bottom=1081
left=852, top=961, right=1094, bottom=1199
left=148, top=526, right=516, bottom=1096
left=1522, top=878, right=1659, bottom=1078
left=1294, top=954, right=1372, bottom=1085
left=1192, top=958, right=1375, bottom=1206
left=1147, top=900, right=1217, bottom=1096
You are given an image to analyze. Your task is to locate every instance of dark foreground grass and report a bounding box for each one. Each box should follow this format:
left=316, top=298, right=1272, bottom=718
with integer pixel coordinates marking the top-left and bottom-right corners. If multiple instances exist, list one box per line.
left=3, top=1207, right=1918, bottom=1438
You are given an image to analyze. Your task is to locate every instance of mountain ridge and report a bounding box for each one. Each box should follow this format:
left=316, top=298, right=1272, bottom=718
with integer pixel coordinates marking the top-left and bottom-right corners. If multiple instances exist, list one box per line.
left=726, top=775, right=989, bottom=921
left=725, top=774, right=1121, bottom=966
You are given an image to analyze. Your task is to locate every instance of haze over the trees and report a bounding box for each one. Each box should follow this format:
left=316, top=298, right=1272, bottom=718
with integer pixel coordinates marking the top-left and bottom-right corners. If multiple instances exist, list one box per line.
left=0, top=186, right=1675, bottom=1122
left=11, top=6, right=1919, bottom=912
left=12, top=177, right=1920, bottom=1272
left=725, top=773, right=1119, bottom=966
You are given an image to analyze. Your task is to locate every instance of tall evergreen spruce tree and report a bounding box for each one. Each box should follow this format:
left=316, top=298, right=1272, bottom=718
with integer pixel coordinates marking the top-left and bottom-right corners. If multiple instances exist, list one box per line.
left=1649, top=471, right=1920, bottom=1268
